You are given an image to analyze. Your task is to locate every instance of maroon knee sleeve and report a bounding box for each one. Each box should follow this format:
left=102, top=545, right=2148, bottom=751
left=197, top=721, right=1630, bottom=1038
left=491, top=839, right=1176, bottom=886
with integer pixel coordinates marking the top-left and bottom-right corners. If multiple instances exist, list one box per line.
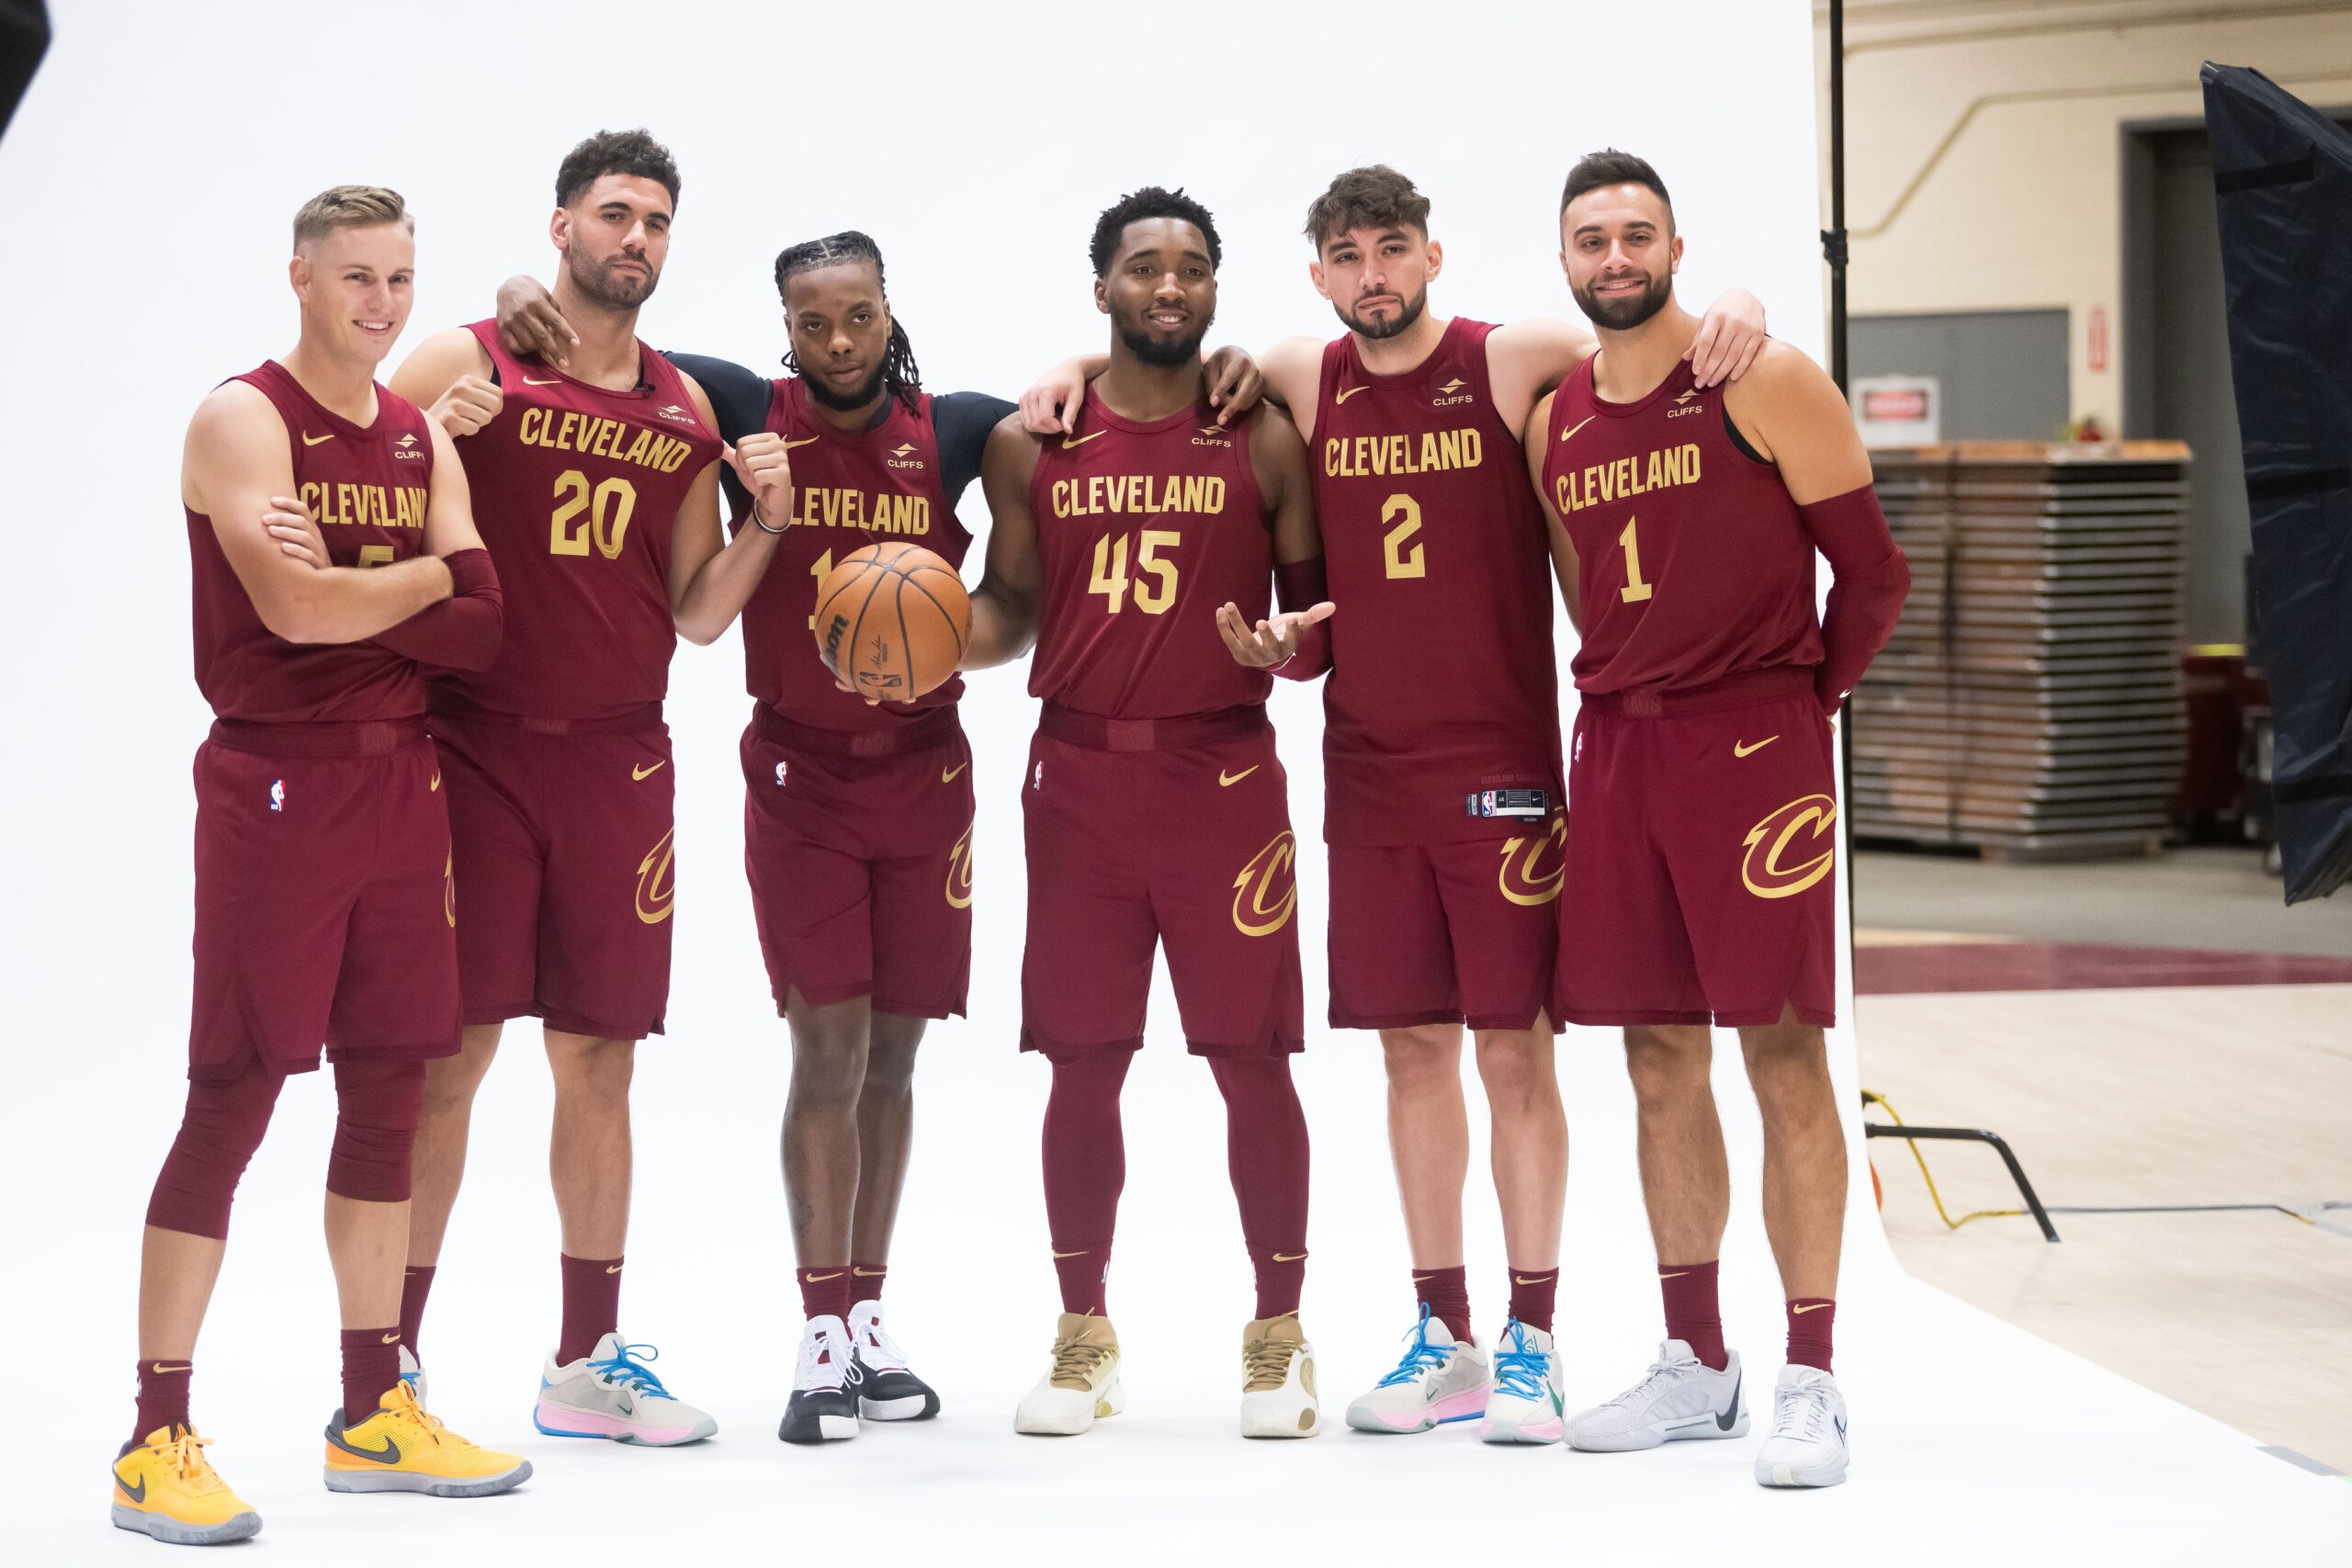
left=145, top=1062, right=287, bottom=1240
left=1207, top=1054, right=1311, bottom=1318
left=1040, top=1048, right=1134, bottom=1315
left=325, top=1056, right=425, bottom=1203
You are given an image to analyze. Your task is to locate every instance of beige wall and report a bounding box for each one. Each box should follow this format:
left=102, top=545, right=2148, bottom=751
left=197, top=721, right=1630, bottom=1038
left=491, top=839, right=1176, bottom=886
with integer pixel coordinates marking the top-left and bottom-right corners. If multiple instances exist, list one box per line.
left=1816, top=1, right=2352, bottom=427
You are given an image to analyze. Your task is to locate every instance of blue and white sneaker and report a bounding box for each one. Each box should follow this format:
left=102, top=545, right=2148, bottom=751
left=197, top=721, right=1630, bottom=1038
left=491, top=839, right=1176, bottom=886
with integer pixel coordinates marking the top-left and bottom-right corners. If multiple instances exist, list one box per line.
left=534, top=1334, right=717, bottom=1446
left=397, top=1344, right=424, bottom=1405
left=1478, top=1319, right=1564, bottom=1444
left=1343, top=1307, right=1491, bottom=1434
left=1755, top=1364, right=1848, bottom=1487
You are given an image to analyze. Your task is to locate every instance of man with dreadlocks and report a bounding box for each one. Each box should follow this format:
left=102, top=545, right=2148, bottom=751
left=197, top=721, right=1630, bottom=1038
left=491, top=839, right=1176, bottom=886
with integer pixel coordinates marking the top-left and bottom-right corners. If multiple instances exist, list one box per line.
left=387, top=128, right=786, bottom=1450
left=958, top=186, right=1330, bottom=1439
left=494, top=232, right=1258, bottom=1444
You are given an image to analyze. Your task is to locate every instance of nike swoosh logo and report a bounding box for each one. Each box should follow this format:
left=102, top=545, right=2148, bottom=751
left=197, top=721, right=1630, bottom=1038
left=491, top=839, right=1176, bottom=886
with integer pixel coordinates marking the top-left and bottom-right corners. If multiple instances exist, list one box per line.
left=429, top=772, right=441, bottom=791
left=1657, top=1271, right=1689, bottom=1280
left=150, top=1363, right=190, bottom=1376
left=116, top=1471, right=148, bottom=1503
left=523, top=377, right=564, bottom=386
left=1219, top=766, right=1259, bottom=787
left=1272, top=1252, right=1307, bottom=1263
left=853, top=1267, right=887, bottom=1277
left=1557, top=414, right=1597, bottom=444
left=1718, top=1371, right=1742, bottom=1430
left=1060, top=430, right=1106, bottom=448
left=1411, top=1273, right=1437, bottom=1284
left=1051, top=1249, right=1091, bottom=1259
left=1513, top=1275, right=1552, bottom=1285
left=380, top=1332, right=400, bottom=1345
left=805, top=1270, right=844, bottom=1281
left=782, top=436, right=821, bottom=450
left=605, top=1264, right=624, bottom=1274
left=1734, top=736, right=1779, bottom=758
left=632, top=761, right=666, bottom=780
left=1333, top=385, right=1370, bottom=404
left=324, top=1427, right=401, bottom=1464
left=942, top=761, right=967, bottom=783
left=1791, top=1301, right=1830, bottom=1314
left=302, top=431, right=334, bottom=446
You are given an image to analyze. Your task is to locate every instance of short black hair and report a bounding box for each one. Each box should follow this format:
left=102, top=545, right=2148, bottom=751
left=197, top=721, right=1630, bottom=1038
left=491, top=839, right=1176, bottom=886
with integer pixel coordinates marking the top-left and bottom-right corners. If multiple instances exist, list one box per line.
left=1090, top=186, right=1221, bottom=277
left=773, top=230, right=923, bottom=413
left=556, top=128, right=681, bottom=211
left=1303, top=165, right=1430, bottom=251
left=1559, top=148, right=1671, bottom=223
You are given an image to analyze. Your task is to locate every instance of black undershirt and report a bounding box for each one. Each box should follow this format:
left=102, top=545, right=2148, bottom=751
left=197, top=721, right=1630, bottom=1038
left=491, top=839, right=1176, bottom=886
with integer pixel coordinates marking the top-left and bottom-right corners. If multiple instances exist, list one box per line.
left=662, top=351, right=1010, bottom=519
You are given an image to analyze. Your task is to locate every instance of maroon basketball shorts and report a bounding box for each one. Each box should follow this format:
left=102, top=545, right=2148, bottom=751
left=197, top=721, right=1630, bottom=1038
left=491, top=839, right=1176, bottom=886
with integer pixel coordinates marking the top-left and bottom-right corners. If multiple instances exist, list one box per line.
left=189, top=718, right=460, bottom=1078
left=1326, top=821, right=1564, bottom=1033
left=428, top=702, right=675, bottom=1042
left=741, top=705, right=974, bottom=1020
left=1555, top=669, right=1838, bottom=1029
left=1020, top=705, right=1305, bottom=1056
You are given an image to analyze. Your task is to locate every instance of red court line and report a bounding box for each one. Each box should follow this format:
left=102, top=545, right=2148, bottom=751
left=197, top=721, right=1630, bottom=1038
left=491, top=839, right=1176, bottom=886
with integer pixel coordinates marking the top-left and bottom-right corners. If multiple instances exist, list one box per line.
left=1855, top=940, right=2352, bottom=996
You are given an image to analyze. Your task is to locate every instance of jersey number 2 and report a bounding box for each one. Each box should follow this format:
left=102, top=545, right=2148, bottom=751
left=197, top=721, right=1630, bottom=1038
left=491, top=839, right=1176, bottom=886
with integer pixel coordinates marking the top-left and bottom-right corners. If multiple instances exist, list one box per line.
left=1382, top=493, right=1426, bottom=580
left=550, top=470, right=639, bottom=559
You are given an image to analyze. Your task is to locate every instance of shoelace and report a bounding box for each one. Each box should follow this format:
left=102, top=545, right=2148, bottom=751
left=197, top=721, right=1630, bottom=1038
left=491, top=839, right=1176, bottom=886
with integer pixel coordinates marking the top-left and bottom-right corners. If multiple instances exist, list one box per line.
left=588, top=1342, right=673, bottom=1398
left=385, top=1381, right=469, bottom=1450
left=1374, top=1305, right=1453, bottom=1389
left=1602, top=1355, right=1694, bottom=1410
left=854, top=1316, right=911, bottom=1374
left=1241, top=1334, right=1299, bottom=1390
left=1490, top=1325, right=1551, bottom=1400
left=798, top=1325, right=865, bottom=1392
left=1049, top=1336, right=1115, bottom=1387
left=159, top=1427, right=222, bottom=1488
left=1771, top=1382, right=1835, bottom=1441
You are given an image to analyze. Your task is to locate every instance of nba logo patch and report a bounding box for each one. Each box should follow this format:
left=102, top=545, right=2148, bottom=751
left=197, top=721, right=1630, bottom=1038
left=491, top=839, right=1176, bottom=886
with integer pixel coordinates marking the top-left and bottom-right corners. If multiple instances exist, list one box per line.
left=1032, top=761, right=1044, bottom=791
left=268, top=779, right=285, bottom=813
left=775, top=760, right=788, bottom=787
left=1575, top=733, right=1585, bottom=762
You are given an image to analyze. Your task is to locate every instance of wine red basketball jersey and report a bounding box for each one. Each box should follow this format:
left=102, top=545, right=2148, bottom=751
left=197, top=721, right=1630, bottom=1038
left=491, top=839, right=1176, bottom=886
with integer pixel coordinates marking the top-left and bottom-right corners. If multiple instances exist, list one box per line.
left=438, top=320, right=720, bottom=719
left=1027, top=388, right=1272, bottom=720
left=188, top=360, right=437, bottom=722
left=1540, top=356, right=1823, bottom=694
left=738, top=377, right=972, bottom=731
left=1312, top=317, right=1562, bottom=845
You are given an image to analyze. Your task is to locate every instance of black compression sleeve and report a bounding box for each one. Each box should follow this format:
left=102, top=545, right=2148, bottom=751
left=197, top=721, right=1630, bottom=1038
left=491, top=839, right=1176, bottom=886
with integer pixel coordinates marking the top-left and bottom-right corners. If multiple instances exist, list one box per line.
left=663, top=351, right=774, bottom=518
left=932, top=391, right=1016, bottom=507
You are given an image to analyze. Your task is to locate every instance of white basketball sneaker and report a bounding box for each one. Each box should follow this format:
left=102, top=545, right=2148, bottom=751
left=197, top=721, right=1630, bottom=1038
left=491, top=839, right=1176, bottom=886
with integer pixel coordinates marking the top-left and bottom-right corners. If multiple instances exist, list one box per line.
left=534, top=1334, right=718, bottom=1447
left=779, top=1316, right=861, bottom=1444
left=1238, top=1314, right=1321, bottom=1438
left=1479, top=1319, right=1565, bottom=1444
left=1343, top=1309, right=1491, bottom=1434
left=1013, top=1313, right=1125, bottom=1436
left=1565, top=1339, right=1747, bottom=1451
left=846, top=1300, right=940, bottom=1421
left=1754, top=1364, right=1849, bottom=1487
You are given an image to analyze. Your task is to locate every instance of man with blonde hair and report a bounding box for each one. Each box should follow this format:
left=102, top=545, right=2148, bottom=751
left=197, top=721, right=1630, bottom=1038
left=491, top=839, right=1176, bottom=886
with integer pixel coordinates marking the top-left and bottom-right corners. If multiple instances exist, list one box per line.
left=113, top=185, right=526, bottom=1549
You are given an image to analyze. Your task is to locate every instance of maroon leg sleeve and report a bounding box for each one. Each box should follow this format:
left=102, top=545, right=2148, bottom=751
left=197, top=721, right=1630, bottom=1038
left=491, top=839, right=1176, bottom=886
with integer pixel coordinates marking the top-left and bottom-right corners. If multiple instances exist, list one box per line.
left=145, top=1061, right=287, bottom=1240
left=1040, top=1048, right=1134, bottom=1316
left=1206, top=1055, right=1311, bottom=1319
left=324, top=1056, right=425, bottom=1203
left=399, top=1265, right=435, bottom=1360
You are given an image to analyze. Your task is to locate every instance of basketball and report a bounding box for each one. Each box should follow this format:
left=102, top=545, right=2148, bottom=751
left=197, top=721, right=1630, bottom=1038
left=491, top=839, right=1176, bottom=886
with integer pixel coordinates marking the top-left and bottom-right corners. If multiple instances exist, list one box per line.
left=811, top=542, right=971, bottom=703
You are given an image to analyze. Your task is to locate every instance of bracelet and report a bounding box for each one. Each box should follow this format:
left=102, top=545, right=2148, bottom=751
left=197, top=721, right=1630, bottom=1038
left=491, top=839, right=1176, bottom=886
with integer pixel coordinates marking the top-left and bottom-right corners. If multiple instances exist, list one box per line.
left=749, top=502, right=785, bottom=536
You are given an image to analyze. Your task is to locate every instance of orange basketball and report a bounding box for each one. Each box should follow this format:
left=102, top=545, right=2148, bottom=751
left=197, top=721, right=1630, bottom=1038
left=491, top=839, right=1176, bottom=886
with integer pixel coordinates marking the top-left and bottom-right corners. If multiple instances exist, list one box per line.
left=811, top=542, right=971, bottom=703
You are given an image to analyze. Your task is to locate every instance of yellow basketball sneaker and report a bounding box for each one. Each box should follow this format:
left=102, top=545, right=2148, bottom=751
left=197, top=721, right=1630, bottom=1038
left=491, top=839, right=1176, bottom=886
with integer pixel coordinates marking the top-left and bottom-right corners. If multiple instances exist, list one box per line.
left=322, top=1381, right=532, bottom=1497
left=111, top=1426, right=262, bottom=1546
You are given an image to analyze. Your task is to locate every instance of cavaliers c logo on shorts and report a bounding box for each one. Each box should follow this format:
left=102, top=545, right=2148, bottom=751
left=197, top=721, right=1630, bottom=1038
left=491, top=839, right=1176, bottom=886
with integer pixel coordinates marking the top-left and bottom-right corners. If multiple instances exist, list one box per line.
left=1741, top=794, right=1838, bottom=900
left=1497, top=815, right=1567, bottom=907
left=945, top=822, right=975, bottom=910
left=1231, top=830, right=1299, bottom=937
left=634, top=828, right=677, bottom=925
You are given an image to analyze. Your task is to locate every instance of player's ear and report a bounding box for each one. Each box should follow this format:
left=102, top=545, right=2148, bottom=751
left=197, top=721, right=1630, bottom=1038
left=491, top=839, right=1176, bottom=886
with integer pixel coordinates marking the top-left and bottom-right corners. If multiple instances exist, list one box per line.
left=1093, top=276, right=1109, bottom=316
left=1424, top=239, right=1442, bottom=279
left=288, top=251, right=310, bottom=301
left=1307, top=259, right=1329, bottom=300
left=1669, top=232, right=1683, bottom=274
left=548, top=206, right=570, bottom=254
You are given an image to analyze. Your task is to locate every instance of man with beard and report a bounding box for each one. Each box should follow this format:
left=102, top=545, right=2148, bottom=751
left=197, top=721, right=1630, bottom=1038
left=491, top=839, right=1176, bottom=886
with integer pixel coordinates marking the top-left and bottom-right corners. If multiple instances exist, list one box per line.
left=1527, top=150, right=1906, bottom=1488
left=962, top=186, right=1330, bottom=1438
left=384, top=129, right=788, bottom=1447
left=488, top=239, right=1259, bottom=1443
left=1028, top=165, right=1769, bottom=1445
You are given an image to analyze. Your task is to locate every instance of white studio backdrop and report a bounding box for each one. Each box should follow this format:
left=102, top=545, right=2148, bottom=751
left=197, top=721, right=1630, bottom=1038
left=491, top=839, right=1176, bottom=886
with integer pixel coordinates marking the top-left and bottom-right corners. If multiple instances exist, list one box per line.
left=0, top=0, right=1932, bottom=1554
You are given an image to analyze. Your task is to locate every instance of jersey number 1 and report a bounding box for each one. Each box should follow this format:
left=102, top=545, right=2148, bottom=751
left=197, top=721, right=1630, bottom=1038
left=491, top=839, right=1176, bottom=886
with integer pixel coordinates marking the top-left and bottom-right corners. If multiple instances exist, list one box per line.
left=1619, top=516, right=1654, bottom=604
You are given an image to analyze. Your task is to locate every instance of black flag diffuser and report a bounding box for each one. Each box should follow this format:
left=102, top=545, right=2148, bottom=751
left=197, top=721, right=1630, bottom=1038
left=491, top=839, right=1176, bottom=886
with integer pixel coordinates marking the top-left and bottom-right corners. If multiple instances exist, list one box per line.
left=2202, top=63, right=2352, bottom=904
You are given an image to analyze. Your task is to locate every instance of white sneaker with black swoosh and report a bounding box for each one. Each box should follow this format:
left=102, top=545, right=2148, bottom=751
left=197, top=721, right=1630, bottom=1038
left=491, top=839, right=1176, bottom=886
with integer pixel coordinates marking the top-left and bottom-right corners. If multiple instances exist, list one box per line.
left=1564, top=1339, right=1747, bottom=1451
left=1754, top=1363, right=1848, bottom=1487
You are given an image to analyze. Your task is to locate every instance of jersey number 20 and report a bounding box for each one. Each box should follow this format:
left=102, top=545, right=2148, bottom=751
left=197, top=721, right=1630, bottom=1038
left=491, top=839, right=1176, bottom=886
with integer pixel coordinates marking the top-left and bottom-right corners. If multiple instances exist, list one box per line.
left=549, top=469, right=639, bottom=559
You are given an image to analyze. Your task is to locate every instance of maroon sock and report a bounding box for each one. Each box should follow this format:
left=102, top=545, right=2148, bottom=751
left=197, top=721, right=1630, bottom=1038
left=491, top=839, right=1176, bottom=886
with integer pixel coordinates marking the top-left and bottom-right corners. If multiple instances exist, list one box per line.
left=1412, top=1264, right=1473, bottom=1346
left=1660, top=1260, right=1727, bottom=1371
left=398, top=1264, right=435, bottom=1361
left=1507, top=1266, right=1560, bottom=1335
left=850, top=1261, right=888, bottom=1303
left=133, top=1359, right=192, bottom=1443
left=339, top=1328, right=401, bottom=1425
left=1041, top=1050, right=1133, bottom=1316
left=1786, top=1298, right=1836, bottom=1373
left=1207, top=1055, right=1310, bottom=1319
left=797, top=1266, right=854, bottom=1323
left=557, top=1254, right=623, bottom=1365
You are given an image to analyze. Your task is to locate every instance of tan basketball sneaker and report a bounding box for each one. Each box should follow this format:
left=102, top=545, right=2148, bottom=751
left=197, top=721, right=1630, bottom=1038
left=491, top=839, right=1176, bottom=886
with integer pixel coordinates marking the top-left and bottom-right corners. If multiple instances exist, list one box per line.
left=1012, top=1313, right=1125, bottom=1436
left=1238, top=1314, right=1321, bottom=1438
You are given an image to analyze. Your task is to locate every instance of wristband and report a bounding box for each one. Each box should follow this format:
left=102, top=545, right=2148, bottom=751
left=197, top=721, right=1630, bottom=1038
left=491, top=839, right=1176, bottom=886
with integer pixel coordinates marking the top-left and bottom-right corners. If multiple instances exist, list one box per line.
left=750, top=502, right=786, bottom=536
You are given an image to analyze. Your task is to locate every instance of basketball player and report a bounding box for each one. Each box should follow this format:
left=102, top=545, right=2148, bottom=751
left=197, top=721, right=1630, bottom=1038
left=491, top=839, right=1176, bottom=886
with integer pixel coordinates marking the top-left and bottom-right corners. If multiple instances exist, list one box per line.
left=114, top=186, right=526, bottom=1547
left=489, top=243, right=1258, bottom=1442
left=385, top=130, right=784, bottom=1448
left=1528, top=150, right=1908, bottom=1488
left=1026, top=166, right=1769, bottom=1444
left=965, top=187, right=1329, bottom=1438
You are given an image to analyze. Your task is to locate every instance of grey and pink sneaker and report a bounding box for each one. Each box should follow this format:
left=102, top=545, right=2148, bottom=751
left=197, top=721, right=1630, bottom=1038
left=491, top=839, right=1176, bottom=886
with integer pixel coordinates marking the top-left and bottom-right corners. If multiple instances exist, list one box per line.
left=1343, top=1309, right=1491, bottom=1434
left=533, top=1334, right=716, bottom=1447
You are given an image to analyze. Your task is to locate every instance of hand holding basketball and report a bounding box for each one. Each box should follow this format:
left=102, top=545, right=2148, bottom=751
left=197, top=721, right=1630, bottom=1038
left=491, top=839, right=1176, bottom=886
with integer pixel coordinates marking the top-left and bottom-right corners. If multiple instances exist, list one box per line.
left=727, top=434, right=796, bottom=527
left=1217, top=599, right=1333, bottom=668
left=812, top=543, right=971, bottom=705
